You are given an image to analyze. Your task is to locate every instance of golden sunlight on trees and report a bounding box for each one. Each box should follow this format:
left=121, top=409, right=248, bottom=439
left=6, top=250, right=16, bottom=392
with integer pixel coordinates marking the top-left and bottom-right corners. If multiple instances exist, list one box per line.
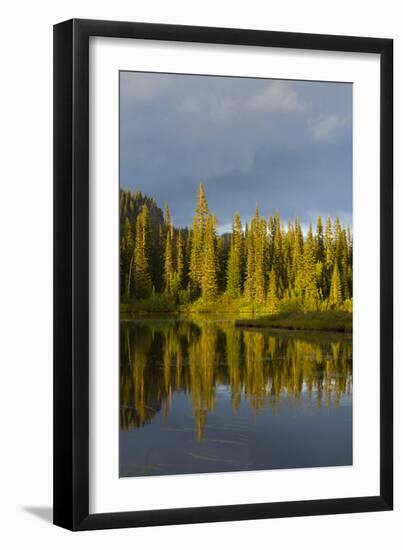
left=120, top=185, right=352, bottom=313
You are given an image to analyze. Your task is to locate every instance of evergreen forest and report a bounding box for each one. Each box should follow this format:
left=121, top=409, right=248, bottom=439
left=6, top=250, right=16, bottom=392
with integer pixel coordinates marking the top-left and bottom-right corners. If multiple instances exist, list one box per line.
left=120, top=183, right=352, bottom=315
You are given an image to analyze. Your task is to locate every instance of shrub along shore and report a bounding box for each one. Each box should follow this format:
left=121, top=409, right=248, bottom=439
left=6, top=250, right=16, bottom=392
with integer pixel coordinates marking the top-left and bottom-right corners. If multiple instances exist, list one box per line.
left=121, top=297, right=352, bottom=333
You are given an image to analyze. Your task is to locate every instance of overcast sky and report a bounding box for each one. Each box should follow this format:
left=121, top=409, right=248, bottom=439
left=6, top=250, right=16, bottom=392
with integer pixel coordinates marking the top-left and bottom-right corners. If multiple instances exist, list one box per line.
left=120, top=71, right=352, bottom=233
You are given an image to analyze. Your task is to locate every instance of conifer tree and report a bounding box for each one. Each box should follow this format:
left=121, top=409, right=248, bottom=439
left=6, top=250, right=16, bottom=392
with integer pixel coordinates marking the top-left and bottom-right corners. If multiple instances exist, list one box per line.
left=226, top=212, right=244, bottom=297
left=315, top=215, right=325, bottom=263
left=201, top=214, right=218, bottom=300
left=329, top=261, right=342, bottom=307
left=120, top=186, right=353, bottom=312
left=313, top=216, right=325, bottom=297
left=244, top=225, right=255, bottom=303
left=164, top=229, right=174, bottom=293
left=282, top=221, right=294, bottom=288
left=164, top=203, right=171, bottom=228
left=121, top=217, right=134, bottom=298
left=134, top=205, right=152, bottom=298
left=185, top=228, right=192, bottom=289
left=272, top=211, right=284, bottom=294
left=176, top=231, right=185, bottom=288
left=324, top=216, right=334, bottom=295
left=254, top=216, right=267, bottom=303
left=267, top=268, right=279, bottom=313
left=339, top=227, right=350, bottom=300
left=244, top=208, right=266, bottom=303
left=189, top=183, right=209, bottom=293
left=303, top=224, right=319, bottom=310
left=226, top=243, right=238, bottom=297
left=293, top=219, right=304, bottom=296
left=347, top=225, right=353, bottom=265
left=216, top=235, right=229, bottom=292
left=267, top=215, right=275, bottom=274
left=346, top=225, right=353, bottom=298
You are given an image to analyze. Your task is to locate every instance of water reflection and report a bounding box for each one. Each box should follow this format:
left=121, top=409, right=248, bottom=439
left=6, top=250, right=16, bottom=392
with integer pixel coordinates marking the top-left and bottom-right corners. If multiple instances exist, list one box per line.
left=120, top=319, right=352, bottom=443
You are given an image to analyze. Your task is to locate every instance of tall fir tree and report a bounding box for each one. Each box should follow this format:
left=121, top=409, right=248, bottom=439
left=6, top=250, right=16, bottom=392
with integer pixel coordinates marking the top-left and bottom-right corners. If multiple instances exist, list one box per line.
left=324, top=216, right=334, bottom=296
left=302, top=224, right=319, bottom=311
left=254, top=215, right=267, bottom=303
left=339, top=227, right=350, bottom=300
left=293, top=218, right=305, bottom=296
left=164, top=229, right=174, bottom=293
left=164, top=203, right=171, bottom=229
left=315, top=215, right=325, bottom=263
left=272, top=211, right=284, bottom=294
left=244, top=223, right=255, bottom=302
left=267, top=215, right=275, bottom=275
left=282, top=221, right=294, bottom=289
left=176, top=231, right=185, bottom=289
left=244, top=208, right=266, bottom=303
left=121, top=217, right=134, bottom=299
left=189, top=183, right=209, bottom=293
left=134, top=205, right=152, bottom=298
left=201, top=214, right=218, bottom=300
left=216, top=236, right=229, bottom=292
left=314, top=216, right=325, bottom=298
left=329, top=261, right=342, bottom=307
left=226, top=212, right=244, bottom=297
left=267, top=268, right=279, bottom=313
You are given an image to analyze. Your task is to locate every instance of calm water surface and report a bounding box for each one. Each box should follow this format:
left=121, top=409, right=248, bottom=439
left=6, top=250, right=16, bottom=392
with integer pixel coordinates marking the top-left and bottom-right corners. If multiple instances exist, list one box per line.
left=120, top=318, right=352, bottom=477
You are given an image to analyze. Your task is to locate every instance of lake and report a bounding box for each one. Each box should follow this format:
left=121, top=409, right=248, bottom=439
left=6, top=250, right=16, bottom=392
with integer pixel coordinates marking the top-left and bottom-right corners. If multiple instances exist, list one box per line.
left=120, top=318, right=352, bottom=477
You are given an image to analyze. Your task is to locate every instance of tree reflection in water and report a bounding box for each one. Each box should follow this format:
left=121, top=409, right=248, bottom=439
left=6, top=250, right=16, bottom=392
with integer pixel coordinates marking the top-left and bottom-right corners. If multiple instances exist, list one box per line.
left=120, top=319, right=352, bottom=442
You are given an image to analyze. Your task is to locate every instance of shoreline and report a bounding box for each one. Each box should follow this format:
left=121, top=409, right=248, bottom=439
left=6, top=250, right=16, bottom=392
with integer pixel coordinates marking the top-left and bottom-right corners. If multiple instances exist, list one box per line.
left=235, top=312, right=352, bottom=333
left=234, top=322, right=351, bottom=333
left=120, top=308, right=352, bottom=333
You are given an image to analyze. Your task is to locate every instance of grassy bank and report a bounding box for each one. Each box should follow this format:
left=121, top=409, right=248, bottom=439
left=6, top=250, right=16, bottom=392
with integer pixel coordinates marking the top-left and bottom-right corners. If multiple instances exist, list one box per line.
left=121, top=294, right=352, bottom=332
left=121, top=294, right=177, bottom=315
left=235, top=311, right=352, bottom=333
left=121, top=294, right=278, bottom=317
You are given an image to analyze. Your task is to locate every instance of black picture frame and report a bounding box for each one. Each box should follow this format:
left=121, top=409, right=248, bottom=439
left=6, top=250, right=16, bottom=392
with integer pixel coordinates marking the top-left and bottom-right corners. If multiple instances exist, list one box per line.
left=53, top=18, right=393, bottom=531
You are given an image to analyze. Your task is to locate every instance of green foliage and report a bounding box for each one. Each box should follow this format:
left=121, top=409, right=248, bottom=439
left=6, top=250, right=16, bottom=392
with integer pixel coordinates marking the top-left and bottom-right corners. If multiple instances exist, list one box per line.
left=302, top=224, right=320, bottom=311
left=176, top=231, right=185, bottom=287
left=164, top=228, right=174, bottom=293
left=120, top=186, right=353, bottom=318
left=315, top=215, right=325, bottom=264
left=342, top=298, right=353, bottom=313
left=182, top=293, right=247, bottom=314
left=266, top=268, right=279, bottom=314
left=329, top=262, right=343, bottom=308
left=226, top=212, right=244, bottom=297
left=120, top=189, right=164, bottom=294
left=189, top=183, right=209, bottom=292
left=134, top=205, right=152, bottom=298
left=201, top=214, right=219, bottom=300
left=121, top=217, right=134, bottom=299
left=244, top=208, right=267, bottom=303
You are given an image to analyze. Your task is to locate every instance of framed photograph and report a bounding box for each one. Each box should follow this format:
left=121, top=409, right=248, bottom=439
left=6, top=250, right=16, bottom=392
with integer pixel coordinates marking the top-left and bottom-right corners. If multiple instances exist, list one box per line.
left=53, top=19, right=393, bottom=530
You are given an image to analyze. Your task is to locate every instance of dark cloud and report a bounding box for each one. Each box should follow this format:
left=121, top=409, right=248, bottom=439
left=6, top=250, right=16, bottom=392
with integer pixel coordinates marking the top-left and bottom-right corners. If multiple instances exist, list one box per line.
left=120, top=72, right=352, bottom=230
